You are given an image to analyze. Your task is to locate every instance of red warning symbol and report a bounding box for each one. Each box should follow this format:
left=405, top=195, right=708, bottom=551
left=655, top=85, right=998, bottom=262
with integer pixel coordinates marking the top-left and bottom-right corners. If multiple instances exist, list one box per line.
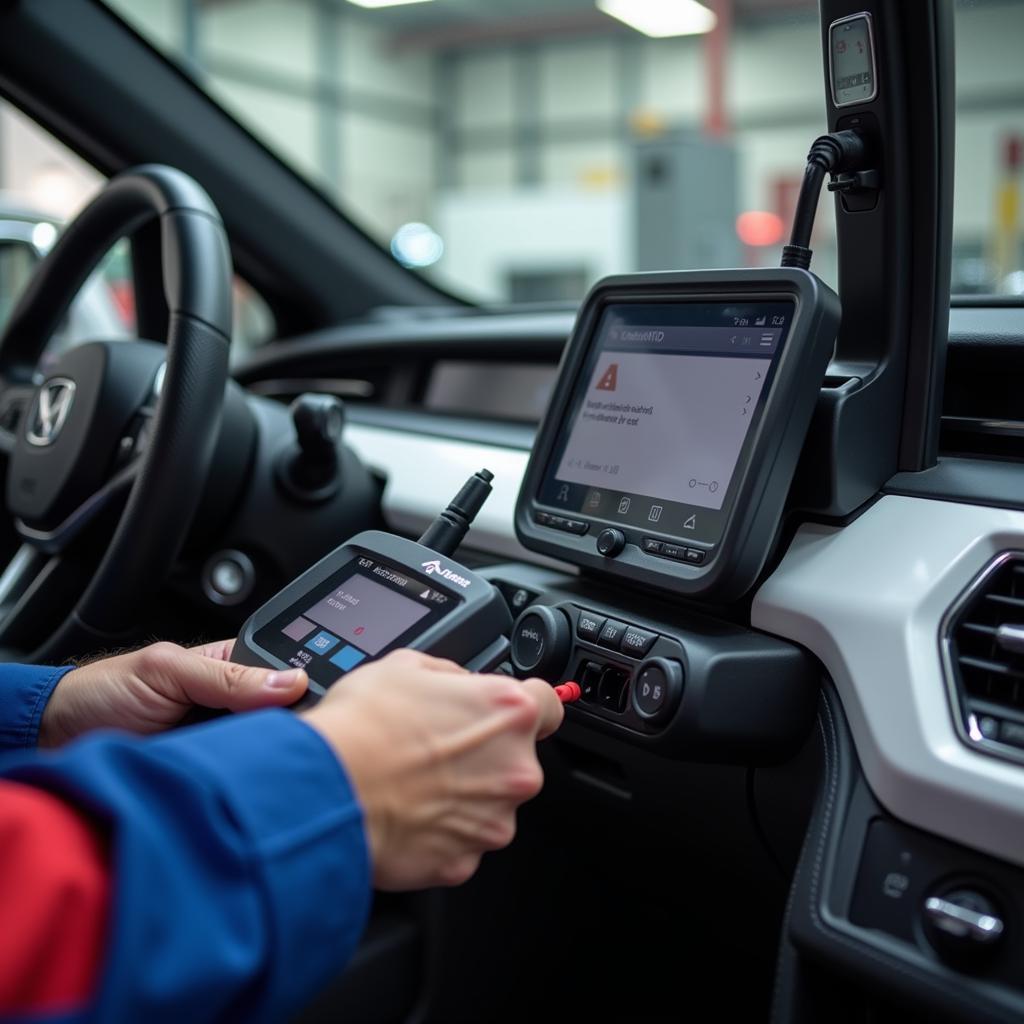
left=596, top=363, right=618, bottom=391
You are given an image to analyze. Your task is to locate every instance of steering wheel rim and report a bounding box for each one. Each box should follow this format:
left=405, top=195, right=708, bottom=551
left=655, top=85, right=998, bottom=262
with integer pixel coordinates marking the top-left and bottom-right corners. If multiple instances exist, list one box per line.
left=0, top=164, right=232, bottom=662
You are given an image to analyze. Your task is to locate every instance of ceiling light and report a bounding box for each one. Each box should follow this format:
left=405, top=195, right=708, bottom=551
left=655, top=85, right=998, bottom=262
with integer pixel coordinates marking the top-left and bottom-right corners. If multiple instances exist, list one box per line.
left=596, top=0, right=716, bottom=38
left=346, top=0, right=434, bottom=8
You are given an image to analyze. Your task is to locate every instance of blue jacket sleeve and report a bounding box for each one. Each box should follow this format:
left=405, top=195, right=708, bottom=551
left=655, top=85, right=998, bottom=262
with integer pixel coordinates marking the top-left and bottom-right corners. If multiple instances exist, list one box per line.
left=0, top=664, right=74, bottom=752
left=0, top=709, right=372, bottom=1024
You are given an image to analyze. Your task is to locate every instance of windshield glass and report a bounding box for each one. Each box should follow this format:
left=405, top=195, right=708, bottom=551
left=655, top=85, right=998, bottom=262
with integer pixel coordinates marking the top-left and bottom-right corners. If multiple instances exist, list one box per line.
left=106, top=0, right=1023, bottom=306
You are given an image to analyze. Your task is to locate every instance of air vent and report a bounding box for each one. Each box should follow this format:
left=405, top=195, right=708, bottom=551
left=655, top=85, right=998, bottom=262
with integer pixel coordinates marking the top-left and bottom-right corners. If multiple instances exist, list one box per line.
left=943, top=552, right=1024, bottom=764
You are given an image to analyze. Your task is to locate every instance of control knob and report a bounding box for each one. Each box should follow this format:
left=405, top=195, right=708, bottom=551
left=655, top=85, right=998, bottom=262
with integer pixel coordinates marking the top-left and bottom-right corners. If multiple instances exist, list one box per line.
left=923, top=887, right=1004, bottom=965
left=631, top=657, right=684, bottom=726
left=510, top=606, right=572, bottom=680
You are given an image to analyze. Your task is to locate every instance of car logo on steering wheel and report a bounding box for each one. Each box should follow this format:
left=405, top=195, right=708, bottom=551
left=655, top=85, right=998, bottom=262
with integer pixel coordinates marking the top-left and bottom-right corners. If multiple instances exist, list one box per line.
left=27, top=378, right=76, bottom=447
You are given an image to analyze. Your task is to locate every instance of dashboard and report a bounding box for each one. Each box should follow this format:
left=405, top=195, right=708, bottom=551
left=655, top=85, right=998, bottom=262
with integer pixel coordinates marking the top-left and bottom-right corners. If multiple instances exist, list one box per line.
left=233, top=292, right=1024, bottom=1023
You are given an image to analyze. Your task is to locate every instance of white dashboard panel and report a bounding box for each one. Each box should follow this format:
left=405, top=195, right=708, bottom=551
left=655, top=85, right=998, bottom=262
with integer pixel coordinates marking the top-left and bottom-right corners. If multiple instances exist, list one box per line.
left=753, top=495, right=1024, bottom=867
left=345, top=425, right=1024, bottom=866
left=345, top=424, right=567, bottom=569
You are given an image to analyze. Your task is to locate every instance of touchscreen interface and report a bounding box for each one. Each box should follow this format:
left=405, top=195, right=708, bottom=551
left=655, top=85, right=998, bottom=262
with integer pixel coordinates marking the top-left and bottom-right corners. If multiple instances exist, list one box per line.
left=253, top=555, right=459, bottom=687
left=538, top=300, right=794, bottom=546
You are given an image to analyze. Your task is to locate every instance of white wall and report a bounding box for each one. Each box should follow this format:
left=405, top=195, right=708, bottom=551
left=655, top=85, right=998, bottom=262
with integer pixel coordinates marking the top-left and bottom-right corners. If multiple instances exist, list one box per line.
left=434, top=189, right=628, bottom=303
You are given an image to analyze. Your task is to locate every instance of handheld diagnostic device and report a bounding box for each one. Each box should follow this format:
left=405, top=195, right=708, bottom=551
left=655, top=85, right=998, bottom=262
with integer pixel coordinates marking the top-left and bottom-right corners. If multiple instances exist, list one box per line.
left=515, top=268, right=840, bottom=601
left=232, top=470, right=512, bottom=704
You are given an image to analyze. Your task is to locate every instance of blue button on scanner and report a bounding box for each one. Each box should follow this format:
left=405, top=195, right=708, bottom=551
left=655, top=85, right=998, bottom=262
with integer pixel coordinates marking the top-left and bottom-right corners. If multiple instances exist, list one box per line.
left=330, top=645, right=367, bottom=672
left=306, top=630, right=341, bottom=655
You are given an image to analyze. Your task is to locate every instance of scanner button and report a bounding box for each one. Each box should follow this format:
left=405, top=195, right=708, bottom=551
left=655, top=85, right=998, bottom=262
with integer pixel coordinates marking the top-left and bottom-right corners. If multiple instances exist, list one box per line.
left=306, top=630, right=341, bottom=656
left=330, top=645, right=367, bottom=672
left=598, top=618, right=628, bottom=651
left=621, top=626, right=657, bottom=658
left=577, top=611, right=606, bottom=643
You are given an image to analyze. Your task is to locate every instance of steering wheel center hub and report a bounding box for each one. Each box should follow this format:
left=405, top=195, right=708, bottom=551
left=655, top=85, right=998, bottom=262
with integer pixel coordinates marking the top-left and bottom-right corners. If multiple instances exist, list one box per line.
left=7, top=341, right=165, bottom=530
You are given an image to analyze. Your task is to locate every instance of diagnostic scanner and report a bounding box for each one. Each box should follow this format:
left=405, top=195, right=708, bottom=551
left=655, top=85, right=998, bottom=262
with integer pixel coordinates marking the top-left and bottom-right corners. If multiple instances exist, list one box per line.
left=232, top=470, right=512, bottom=706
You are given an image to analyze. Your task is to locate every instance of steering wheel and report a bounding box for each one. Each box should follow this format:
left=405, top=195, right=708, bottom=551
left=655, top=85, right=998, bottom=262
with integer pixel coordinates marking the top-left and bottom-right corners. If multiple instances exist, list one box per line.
left=0, top=165, right=232, bottom=663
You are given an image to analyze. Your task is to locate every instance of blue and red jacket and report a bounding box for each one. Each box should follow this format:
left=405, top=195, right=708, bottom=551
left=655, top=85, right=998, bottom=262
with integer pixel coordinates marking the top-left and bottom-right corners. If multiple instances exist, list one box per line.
left=0, top=665, right=371, bottom=1023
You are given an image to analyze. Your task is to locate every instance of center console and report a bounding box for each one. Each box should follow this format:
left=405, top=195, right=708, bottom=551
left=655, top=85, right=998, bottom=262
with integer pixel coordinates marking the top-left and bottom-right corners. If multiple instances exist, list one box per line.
left=502, top=267, right=840, bottom=763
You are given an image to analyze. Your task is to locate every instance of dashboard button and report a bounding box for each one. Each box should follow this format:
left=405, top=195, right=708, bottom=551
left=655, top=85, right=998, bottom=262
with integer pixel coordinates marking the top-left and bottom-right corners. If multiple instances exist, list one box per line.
left=642, top=537, right=663, bottom=554
left=621, top=626, right=657, bottom=658
left=534, top=511, right=552, bottom=526
left=577, top=610, right=606, bottom=643
left=598, top=618, right=628, bottom=650
left=578, top=661, right=602, bottom=702
left=203, top=549, right=256, bottom=606
left=510, top=606, right=572, bottom=679
left=596, top=528, right=626, bottom=557
left=662, top=543, right=685, bottom=560
left=684, top=547, right=706, bottom=564
left=632, top=657, right=684, bottom=724
left=563, top=519, right=589, bottom=535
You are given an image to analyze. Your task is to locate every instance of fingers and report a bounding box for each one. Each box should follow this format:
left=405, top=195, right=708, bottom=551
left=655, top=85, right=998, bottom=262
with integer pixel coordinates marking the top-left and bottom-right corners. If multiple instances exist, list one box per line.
left=519, top=677, right=565, bottom=740
left=139, top=642, right=308, bottom=711
left=189, top=638, right=235, bottom=662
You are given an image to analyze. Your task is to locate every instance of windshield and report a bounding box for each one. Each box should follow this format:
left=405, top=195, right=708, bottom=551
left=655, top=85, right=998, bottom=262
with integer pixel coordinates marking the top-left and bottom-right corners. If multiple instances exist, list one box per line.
left=106, top=0, right=1022, bottom=306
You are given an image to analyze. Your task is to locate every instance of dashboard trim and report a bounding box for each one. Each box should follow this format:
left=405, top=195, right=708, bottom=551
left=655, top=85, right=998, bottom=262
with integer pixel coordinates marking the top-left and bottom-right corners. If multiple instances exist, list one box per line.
left=753, top=494, right=1024, bottom=869
left=343, top=423, right=1024, bottom=867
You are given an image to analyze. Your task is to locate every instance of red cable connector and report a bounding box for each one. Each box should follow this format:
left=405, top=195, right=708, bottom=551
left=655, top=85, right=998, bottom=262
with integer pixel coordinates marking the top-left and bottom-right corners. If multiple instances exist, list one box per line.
left=553, top=681, right=581, bottom=704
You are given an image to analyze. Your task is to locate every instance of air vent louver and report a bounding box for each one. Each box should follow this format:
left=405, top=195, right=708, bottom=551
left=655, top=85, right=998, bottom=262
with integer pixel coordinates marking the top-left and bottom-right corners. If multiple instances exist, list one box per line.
left=945, top=553, right=1024, bottom=762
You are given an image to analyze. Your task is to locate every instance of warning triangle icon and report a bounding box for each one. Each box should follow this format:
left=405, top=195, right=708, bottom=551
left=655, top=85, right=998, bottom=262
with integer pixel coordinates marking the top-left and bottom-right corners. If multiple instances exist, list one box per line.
left=596, top=364, right=618, bottom=391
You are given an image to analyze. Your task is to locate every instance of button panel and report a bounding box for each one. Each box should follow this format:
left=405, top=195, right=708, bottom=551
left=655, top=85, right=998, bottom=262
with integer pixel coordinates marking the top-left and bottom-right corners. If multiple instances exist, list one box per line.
left=642, top=537, right=709, bottom=565
left=534, top=511, right=589, bottom=535
left=565, top=606, right=682, bottom=733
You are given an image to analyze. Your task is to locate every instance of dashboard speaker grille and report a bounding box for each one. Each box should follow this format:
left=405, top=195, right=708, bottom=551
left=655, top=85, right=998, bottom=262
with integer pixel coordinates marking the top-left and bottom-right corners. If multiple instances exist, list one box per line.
left=944, top=553, right=1024, bottom=763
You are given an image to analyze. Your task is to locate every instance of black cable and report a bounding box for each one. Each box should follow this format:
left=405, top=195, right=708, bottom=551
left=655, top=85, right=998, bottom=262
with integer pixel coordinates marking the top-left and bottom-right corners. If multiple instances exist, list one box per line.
left=781, top=130, right=868, bottom=270
left=418, top=468, right=494, bottom=556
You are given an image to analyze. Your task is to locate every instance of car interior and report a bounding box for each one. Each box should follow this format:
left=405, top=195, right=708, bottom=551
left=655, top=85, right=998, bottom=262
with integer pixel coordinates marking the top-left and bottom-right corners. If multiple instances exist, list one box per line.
left=0, top=0, right=1023, bottom=1020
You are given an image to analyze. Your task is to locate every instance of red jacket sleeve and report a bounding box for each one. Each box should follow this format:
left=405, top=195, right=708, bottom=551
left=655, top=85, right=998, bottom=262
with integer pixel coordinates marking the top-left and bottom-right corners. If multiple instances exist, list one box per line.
left=0, top=780, right=109, bottom=1017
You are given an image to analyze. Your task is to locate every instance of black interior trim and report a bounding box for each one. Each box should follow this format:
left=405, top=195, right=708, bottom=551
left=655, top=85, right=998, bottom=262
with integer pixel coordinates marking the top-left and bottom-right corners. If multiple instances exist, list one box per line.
left=234, top=311, right=574, bottom=383
left=885, top=457, right=1024, bottom=513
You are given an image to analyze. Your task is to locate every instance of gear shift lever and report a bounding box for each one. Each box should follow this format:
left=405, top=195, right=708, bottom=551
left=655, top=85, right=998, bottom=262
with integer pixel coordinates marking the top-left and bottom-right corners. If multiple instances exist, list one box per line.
left=276, top=393, right=345, bottom=501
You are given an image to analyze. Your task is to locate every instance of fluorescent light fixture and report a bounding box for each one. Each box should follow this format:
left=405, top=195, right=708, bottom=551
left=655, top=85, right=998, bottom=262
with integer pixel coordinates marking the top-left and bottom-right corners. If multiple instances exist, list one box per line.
left=346, top=0, right=433, bottom=8
left=391, top=222, right=444, bottom=268
left=596, top=0, right=716, bottom=37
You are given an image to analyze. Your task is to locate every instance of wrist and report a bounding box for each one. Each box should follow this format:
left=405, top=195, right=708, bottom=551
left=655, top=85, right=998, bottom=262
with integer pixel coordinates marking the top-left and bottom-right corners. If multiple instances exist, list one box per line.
left=38, top=668, right=78, bottom=748
left=302, top=706, right=385, bottom=876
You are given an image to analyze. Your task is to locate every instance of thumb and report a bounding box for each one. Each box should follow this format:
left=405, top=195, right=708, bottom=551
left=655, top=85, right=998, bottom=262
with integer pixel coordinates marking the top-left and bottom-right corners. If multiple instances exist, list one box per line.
left=162, top=649, right=309, bottom=711
left=520, top=677, right=564, bottom=741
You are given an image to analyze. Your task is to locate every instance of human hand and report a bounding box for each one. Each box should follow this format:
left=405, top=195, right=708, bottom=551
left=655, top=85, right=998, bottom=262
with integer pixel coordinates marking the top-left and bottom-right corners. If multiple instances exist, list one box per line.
left=39, top=639, right=308, bottom=747
left=302, top=649, right=563, bottom=891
